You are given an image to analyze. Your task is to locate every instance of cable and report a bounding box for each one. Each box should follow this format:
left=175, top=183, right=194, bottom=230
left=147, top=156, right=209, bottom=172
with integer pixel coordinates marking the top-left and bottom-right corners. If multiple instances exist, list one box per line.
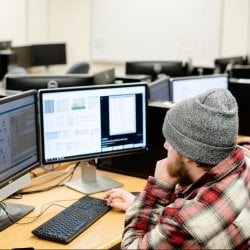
left=0, top=198, right=79, bottom=225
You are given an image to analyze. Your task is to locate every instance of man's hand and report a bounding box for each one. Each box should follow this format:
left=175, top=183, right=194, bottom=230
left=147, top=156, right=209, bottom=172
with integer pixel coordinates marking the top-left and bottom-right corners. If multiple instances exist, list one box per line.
left=104, top=188, right=136, bottom=212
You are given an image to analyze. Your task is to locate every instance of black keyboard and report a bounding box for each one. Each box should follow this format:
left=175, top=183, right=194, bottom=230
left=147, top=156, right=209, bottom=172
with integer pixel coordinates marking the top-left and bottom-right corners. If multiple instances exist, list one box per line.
left=32, top=196, right=111, bottom=244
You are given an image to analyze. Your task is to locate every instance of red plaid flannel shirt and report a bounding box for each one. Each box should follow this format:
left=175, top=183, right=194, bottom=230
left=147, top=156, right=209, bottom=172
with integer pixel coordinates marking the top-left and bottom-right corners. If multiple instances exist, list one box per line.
left=122, top=147, right=250, bottom=249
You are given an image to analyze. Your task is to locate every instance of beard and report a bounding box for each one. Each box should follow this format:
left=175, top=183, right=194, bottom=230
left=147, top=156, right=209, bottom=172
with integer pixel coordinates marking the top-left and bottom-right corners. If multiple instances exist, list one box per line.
left=167, top=155, right=193, bottom=186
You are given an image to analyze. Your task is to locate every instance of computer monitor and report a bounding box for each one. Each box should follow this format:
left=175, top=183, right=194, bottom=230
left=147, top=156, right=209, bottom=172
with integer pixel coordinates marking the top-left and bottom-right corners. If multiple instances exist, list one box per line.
left=12, top=43, right=67, bottom=68
left=38, top=83, right=148, bottom=194
left=93, top=68, right=115, bottom=85
left=0, top=90, right=39, bottom=231
left=148, top=76, right=170, bottom=101
left=31, top=43, right=66, bottom=67
left=229, top=65, right=250, bottom=79
left=169, top=74, right=228, bottom=103
left=214, top=56, right=246, bottom=73
left=5, top=74, right=94, bottom=91
left=228, top=78, right=250, bottom=135
left=126, top=61, right=187, bottom=81
left=12, top=45, right=32, bottom=68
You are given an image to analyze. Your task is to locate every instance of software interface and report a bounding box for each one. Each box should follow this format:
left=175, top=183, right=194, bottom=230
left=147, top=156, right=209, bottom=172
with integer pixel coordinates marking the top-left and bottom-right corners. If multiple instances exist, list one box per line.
left=40, top=85, right=147, bottom=163
left=0, top=94, right=38, bottom=183
left=171, top=75, right=228, bottom=103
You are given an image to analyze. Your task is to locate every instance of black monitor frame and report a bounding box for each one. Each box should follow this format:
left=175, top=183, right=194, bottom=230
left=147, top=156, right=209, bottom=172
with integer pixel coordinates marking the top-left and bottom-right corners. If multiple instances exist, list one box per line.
left=5, top=74, right=94, bottom=91
left=38, top=83, right=148, bottom=194
left=126, top=60, right=187, bottom=81
left=31, top=43, right=66, bottom=67
left=229, top=78, right=250, bottom=136
left=12, top=43, right=67, bottom=68
left=230, top=65, right=250, bottom=79
left=0, top=90, right=40, bottom=230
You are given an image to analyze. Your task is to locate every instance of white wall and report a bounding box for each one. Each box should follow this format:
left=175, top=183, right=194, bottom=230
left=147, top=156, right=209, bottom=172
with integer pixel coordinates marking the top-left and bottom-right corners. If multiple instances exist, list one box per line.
left=0, top=0, right=249, bottom=74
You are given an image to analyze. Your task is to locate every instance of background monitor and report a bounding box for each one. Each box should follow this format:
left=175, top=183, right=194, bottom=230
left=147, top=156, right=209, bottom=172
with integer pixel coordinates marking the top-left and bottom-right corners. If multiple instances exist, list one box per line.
left=5, top=74, right=94, bottom=91
left=169, top=74, right=228, bottom=103
left=38, top=83, right=148, bottom=194
left=125, top=61, right=187, bottom=81
left=93, top=68, right=115, bottom=85
left=12, top=43, right=67, bottom=68
left=12, top=45, right=32, bottom=68
left=214, top=56, right=246, bottom=73
left=31, top=43, right=66, bottom=67
left=228, top=78, right=250, bottom=136
left=148, top=76, right=170, bottom=101
left=0, top=90, right=39, bottom=231
left=229, top=65, right=250, bottom=79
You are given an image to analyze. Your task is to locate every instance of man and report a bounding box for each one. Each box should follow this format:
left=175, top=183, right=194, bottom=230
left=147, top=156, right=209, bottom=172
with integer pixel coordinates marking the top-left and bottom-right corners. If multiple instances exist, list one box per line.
left=105, top=89, right=250, bottom=249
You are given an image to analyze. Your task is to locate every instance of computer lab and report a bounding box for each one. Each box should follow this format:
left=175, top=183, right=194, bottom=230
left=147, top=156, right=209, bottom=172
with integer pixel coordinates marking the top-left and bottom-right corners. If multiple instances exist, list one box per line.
left=0, top=1, right=249, bottom=249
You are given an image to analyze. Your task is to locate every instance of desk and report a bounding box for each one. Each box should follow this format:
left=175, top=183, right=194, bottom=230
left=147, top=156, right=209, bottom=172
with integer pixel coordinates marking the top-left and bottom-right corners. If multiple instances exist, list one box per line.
left=0, top=168, right=146, bottom=249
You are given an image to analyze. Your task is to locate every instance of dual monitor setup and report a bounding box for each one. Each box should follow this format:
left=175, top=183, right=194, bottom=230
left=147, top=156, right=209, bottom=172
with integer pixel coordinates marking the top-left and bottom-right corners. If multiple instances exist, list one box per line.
left=0, top=71, right=246, bottom=231
left=0, top=83, right=148, bottom=231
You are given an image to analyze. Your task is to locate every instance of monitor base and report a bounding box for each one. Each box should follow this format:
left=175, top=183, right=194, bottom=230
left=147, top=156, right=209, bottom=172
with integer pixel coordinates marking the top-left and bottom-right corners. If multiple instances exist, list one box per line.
left=65, top=161, right=122, bottom=194
left=0, top=202, right=34, bottom=231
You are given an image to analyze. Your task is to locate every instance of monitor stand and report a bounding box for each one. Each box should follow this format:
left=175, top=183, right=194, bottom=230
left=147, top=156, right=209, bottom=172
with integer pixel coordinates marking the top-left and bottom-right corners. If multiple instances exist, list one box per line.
left=65, top=161, right=123, bottom=195
left=0, top=202, right=34, bottom=231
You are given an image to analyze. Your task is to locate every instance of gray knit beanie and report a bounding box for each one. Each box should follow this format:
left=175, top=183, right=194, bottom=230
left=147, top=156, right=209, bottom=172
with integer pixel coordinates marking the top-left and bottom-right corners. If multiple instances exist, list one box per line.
left=162, top=88, right=239, bottom=166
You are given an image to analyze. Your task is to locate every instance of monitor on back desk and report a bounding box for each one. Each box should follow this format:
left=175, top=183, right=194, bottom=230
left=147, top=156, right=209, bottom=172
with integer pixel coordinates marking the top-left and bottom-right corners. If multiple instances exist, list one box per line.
left=38, top=83, right=148, bottom=194
left=5, top=74, right=93, bottom=91
left=169, top=74, right=228, bottom=103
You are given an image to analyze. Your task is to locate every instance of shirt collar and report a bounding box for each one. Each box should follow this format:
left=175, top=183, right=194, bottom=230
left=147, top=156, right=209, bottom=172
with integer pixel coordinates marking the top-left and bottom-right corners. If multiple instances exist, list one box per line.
left=181, top=147, right=245, bottom=197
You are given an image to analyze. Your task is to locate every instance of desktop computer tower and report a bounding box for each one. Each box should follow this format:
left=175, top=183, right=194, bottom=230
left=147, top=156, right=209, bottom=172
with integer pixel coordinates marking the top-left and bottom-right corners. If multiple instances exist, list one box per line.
left=97, top=102, right=170, bottom=179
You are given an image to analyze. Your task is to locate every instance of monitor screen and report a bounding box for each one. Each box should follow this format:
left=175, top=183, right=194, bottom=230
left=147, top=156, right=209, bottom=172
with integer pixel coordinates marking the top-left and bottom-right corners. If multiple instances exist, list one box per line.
left=31, top=43, right=66, bottom=67
left=93, top=68, right=115, bottom=85
left=230, top=65, right=250, bottom=79
left=5, top=74, right=94, bottom=91
left=170, top=74, right=228, bottom=103
left=12, top=45, right=32, bottom=68
left=148, top=76, right=170, bottom=101
left=12, top=43, right=67, bottom=68
left=126, top=61, right=187, bottom=81
left=38, top=83, right=148, bottom=194
left=0, top=90, right=39, bottom=230
left=229, top=78, right=250, bottom=135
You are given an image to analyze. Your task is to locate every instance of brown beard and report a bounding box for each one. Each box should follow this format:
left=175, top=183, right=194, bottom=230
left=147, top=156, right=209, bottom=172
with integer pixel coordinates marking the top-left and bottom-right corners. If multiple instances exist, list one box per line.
left=167, top=155, right=193, bottom=186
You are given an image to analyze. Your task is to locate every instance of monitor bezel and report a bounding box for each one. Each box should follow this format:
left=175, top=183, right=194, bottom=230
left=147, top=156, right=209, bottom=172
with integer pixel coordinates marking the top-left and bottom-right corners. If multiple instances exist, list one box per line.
left=0, top=90, right=40, bottom=190
left=169, top=73, right=229, bottom=103
left=5, top=74, right=94, bottom=91
left=38, top=82, right=148, bottom=165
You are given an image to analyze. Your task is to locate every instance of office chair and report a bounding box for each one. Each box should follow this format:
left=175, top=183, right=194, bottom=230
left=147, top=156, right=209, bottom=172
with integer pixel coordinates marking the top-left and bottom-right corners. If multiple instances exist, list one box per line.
left=66, top=61, right=90, bottom=74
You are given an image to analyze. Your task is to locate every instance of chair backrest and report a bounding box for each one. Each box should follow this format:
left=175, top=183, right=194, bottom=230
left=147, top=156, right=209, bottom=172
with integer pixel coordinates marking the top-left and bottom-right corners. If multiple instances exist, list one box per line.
left=66, top=61, right=90, bottom=74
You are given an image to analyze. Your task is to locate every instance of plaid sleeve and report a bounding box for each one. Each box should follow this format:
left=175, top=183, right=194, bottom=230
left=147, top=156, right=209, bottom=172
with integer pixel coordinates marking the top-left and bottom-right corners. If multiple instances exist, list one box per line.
left=121, top=176, right=201, bottom=249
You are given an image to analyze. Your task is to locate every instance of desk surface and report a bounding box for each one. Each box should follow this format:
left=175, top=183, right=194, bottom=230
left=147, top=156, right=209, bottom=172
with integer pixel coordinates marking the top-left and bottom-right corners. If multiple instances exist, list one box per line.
left=0, top=168, right=146, bottom=249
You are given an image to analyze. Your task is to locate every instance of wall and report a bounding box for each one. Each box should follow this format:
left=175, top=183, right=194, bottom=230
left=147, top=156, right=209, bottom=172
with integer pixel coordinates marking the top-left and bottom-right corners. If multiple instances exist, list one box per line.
left=0, top=0, right=249, bottom=75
